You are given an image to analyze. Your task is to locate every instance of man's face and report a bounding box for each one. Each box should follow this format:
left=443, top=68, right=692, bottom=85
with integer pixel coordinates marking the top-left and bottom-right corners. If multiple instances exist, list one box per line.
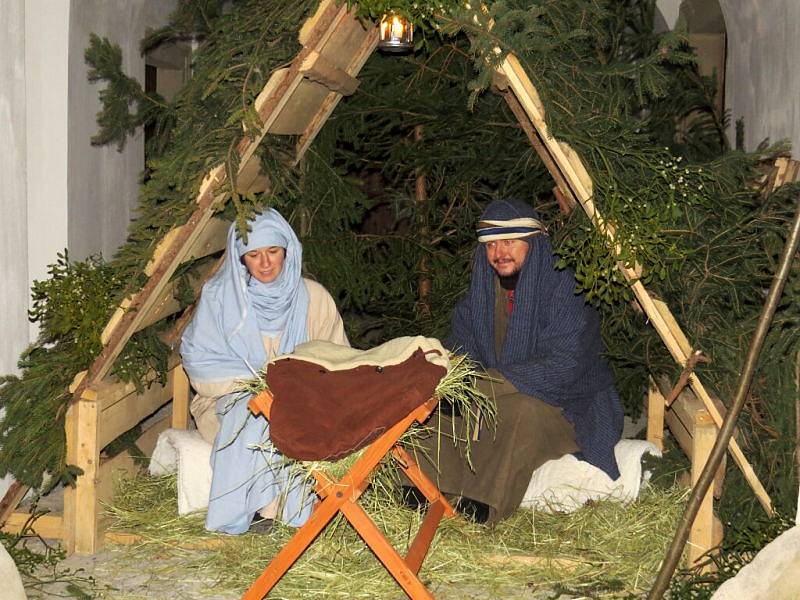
left=485, top=238, right=529, bottom=277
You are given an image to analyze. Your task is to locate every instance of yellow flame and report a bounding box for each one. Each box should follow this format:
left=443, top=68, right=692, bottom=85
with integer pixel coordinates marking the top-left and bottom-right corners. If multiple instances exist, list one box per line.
left=391, top=15, right=404, bottom=39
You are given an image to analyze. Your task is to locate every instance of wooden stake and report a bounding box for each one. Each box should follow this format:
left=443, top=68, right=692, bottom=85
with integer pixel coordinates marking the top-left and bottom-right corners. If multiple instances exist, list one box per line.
left=0, top=482, right=27, bottom=528
left=414, top=124, right=431, bottom=316
left=688, top=413, right=717, bottom=569
left=171, top=364, right=191, bottom=430
left=646, top=377, right=665, bottom=452
left=665, top=350, right=709, bottom=407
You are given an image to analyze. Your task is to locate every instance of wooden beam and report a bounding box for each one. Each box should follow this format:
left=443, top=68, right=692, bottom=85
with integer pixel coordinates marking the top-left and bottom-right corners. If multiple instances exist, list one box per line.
left=2, top=513, right=64, bottom=539
left=688, top=413, right=718, bottom=568
left=104, top=530, right=226, bottom=549
left=64, top=390, right=100, bottom=554
left=143, top=217, right=228, bottom=277
left=97, top=367, right=176, bottom=450
left=268, top=80, right=331, bottom=135
left=91, top=414, right=172, bottom=553
left=498, top=55, right=593, bottom=205
left=132, top=260, right=220, bottom=336
left=635, top=282, right=772, bottom=514
left=664, top=350, right=708, bottom=408
left=498, top=51, right=774, bottom=515
left=498, top=83, right=578, bottom=212
left=235, top=153, right=271, bottom=195
left=662, top=383, right=726, bottom=499
left=298, top=0, right=335, bottom=46
left=171, top=364, right=191, bottom=430
left=0, top=482, right=27, bottom=528
left=300, top=50, right=360, bottom=95
left=237, top=0, right=346, bottom=165
left=646, top=377, right=665, bottom=452
left=294, top=21, right=378, bottom=163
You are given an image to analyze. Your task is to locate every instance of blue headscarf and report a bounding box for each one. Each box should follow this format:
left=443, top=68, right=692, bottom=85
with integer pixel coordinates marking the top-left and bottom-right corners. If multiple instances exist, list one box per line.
left=448, top=198, right=623, bottom=478
left=181, top=209, right=310, bottom=385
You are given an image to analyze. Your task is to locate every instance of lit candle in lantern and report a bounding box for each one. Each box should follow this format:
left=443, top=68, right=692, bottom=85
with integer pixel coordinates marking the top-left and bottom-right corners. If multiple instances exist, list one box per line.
left=378, top=13, right=414, bottom=53
left=391, top=16, right=404, bottom=39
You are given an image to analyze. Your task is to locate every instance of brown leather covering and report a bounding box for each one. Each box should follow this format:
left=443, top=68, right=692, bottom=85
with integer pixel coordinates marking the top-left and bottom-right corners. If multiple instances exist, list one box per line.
left=265, top=349, right=446, bottom=461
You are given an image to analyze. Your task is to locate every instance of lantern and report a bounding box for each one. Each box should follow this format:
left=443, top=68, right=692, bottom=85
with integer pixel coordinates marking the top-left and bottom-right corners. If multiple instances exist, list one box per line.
left=378, top=13, right=414, bottom=53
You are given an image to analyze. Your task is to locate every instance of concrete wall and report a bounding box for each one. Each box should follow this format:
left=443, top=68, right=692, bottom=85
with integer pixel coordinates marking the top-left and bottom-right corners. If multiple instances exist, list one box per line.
left=657, top=0, right=800, bottom=153
left=655, top=0, right=681, bottom=30
left=0, top=0, right=30, bottom=376
left=720, top=0, right=800, bottom=152
left=0, top=0, right=30, bottom=499
left=67, top=0, right=176, bottom=260
left=25, top=1, right=70, bottom=340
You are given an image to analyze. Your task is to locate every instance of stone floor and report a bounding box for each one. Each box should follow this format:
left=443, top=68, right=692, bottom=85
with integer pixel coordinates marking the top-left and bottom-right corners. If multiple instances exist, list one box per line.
left=20, top=539, right=576, bottom=600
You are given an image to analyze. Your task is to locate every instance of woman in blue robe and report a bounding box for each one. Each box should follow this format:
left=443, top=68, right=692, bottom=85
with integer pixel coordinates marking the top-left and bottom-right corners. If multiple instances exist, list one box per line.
left=180, top=209, right=348, bottom=534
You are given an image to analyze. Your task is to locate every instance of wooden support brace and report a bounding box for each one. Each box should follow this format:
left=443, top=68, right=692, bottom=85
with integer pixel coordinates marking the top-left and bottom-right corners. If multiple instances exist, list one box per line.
left=688, top=413, right=721, bottom=569
left=300, top=50, right=360, bottom=95
left=143, top=217, right=229, bottom=277
left=171, top=364, right=191, bottom=430
left=64, top=388, right=100, bottom=555
left=294, top=23, right=378, bottom=163
left=665, top=350, right=708, bottom=408
left=0, top=482, right=28, bottom=529
left=1, top=513, right=64, bottom=539
left=660, top=379, right=727, bottom=499
left=497, top=51, right=774, bottom=516
left=646, top=377, right=665, bottom=452
left=495, top=75, right=578, bottom=213
left=635, top=284, right=773, bottom=515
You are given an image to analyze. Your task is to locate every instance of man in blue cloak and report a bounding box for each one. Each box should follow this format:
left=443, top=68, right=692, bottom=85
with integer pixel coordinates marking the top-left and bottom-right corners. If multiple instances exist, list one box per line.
left=419, top=198, right=624, bottom=524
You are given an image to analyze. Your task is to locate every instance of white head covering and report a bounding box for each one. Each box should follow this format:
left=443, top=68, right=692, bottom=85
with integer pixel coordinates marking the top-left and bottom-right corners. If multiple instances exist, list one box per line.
left=180, top=209, right=310, bottom=383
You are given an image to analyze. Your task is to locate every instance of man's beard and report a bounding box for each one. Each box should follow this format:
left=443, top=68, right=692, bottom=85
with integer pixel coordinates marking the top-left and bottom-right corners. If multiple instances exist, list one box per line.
left=497, top=268, right=521, bottom=290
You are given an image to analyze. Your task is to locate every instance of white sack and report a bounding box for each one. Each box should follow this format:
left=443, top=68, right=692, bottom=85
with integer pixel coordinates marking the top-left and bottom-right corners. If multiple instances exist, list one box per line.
left=520, top=439, right=661, bottom=512
left=149, top=428, right=213, bottom=515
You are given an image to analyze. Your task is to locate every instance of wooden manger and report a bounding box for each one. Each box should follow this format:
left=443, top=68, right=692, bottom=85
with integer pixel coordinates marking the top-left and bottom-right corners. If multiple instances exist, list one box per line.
left=244, top=390, right=455, bottom=600
left=2, top=2, right=791, bottom=582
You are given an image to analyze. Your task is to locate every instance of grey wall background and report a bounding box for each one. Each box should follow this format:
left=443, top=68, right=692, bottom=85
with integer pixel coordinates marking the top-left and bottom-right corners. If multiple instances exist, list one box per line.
left=720, top=0, right=800, bottom=152
left=0, top=0, right=30, bottom=498
left=68, top=0, right=176, bottom=260
left=0, top=0, right=29, bottom=378
left=657, top=0, right=800, bottom=152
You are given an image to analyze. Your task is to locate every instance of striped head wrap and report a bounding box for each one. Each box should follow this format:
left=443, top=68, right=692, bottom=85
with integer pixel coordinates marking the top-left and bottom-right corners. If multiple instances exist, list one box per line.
left=476, top=198, right=544, bottom=242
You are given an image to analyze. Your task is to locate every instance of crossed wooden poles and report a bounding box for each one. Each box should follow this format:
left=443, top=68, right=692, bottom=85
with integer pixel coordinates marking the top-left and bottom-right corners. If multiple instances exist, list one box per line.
left=244, top=390, right=455, bottom=600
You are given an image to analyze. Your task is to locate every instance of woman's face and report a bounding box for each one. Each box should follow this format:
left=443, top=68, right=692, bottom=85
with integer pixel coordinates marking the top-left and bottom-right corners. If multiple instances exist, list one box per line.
left=242, top=246, right=286, bottom=283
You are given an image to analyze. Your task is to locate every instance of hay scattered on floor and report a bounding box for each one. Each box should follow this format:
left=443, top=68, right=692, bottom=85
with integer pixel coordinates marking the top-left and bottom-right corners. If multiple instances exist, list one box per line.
left=105, top=473, right=687, bottom=598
